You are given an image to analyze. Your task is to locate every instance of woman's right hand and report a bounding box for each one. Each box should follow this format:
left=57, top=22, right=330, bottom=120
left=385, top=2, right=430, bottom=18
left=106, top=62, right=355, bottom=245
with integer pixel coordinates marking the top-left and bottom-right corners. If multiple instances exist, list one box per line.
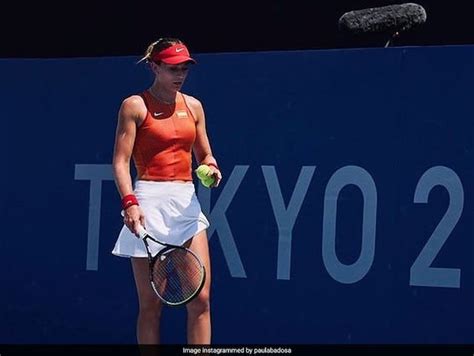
left=123, top=205, right=146, bottom=237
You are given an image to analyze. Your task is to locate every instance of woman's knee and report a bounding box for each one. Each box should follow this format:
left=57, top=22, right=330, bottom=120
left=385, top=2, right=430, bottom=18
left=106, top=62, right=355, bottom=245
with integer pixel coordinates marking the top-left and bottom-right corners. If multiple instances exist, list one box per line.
left=187, top=289, right=210, bottom=315
left=138, top=295, right=163, bottom=318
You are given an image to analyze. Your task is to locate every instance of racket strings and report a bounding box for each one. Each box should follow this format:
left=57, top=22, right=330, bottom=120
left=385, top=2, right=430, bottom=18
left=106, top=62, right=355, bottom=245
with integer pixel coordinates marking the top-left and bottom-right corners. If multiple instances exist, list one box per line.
left=152, top=249, right=203, bottom=304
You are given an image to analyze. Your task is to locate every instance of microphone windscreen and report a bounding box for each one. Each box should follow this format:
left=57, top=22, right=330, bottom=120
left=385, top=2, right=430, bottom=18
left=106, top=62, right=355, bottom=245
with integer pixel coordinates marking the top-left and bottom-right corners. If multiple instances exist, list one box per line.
left=339, top=3, right=427, bottom=35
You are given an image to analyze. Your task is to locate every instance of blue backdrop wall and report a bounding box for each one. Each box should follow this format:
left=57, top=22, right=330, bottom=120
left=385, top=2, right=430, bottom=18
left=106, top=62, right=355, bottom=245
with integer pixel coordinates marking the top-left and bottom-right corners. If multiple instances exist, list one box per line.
left=1, top=45, right=474, bottom=344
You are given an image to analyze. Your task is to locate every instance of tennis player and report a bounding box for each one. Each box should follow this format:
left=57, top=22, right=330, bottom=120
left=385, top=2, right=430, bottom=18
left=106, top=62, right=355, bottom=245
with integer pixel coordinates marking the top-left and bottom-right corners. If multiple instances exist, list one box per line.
left=111, top=37, right=222, bottom=345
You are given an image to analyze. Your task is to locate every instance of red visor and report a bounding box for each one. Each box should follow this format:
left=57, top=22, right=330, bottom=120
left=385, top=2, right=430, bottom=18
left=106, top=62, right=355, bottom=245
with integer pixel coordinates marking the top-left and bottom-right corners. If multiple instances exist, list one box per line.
left=151, top=44, right=196, bottom=65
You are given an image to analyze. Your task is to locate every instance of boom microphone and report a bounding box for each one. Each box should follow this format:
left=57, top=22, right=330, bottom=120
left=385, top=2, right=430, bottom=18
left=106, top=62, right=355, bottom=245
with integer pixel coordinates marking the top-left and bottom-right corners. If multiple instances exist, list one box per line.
left=338, top=3, right=427, bottom=36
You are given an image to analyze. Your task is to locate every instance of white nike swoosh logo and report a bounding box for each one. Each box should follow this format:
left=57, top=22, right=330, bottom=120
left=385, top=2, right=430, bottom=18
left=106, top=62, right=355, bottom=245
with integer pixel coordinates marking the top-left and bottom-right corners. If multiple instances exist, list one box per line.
left=176, top=48, right=185, bottom=52
left=153, top=112, right=164, bottom=117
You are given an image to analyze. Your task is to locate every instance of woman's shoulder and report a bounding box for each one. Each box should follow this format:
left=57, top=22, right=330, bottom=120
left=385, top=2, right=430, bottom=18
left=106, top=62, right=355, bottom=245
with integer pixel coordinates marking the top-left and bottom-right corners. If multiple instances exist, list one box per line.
left=122, top=94, right=146, bottom=109
left=181, top=93, right=203, bottom=111
left=119, top=94, right=147, bottom=122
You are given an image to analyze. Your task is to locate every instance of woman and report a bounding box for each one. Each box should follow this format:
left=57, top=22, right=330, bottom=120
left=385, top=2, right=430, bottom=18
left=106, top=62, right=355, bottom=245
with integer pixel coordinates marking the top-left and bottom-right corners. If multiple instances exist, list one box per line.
left=111, top=37, right=222, bottom=345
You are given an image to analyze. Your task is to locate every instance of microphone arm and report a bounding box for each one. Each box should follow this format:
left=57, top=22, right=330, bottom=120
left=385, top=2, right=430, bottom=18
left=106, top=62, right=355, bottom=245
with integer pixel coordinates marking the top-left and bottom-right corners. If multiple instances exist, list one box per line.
left=384, top=31, right=400, bottom=48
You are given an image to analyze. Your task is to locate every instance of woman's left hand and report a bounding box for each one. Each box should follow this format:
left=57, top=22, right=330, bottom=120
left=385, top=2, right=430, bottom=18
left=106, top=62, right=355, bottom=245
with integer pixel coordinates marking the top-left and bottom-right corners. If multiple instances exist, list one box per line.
left=209, top=166, right=222, bottom=188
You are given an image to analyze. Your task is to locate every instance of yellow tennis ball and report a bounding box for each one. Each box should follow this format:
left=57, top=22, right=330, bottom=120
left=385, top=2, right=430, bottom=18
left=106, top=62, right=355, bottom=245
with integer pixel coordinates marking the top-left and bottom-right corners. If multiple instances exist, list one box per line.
left=195, top=164, right=215, bottom=188
left=196, top=164, right=211, bottom=179
left=202, top=175, right=215, bottom=188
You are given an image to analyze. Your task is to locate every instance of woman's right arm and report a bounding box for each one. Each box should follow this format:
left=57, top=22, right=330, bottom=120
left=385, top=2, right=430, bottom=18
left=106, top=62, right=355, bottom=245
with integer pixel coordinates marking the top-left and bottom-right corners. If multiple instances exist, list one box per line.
left=112, top=95, right=146, bottom=235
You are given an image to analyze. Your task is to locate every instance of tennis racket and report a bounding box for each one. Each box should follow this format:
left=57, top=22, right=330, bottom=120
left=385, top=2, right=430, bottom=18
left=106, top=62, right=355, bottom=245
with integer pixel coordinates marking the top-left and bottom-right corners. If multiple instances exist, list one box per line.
left=136, top=225, right=206, bottom=306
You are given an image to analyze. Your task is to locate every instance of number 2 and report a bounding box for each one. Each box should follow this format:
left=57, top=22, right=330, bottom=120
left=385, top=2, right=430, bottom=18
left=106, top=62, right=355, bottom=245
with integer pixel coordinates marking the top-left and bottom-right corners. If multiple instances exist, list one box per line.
left=410, top=166, right=463, bottom=288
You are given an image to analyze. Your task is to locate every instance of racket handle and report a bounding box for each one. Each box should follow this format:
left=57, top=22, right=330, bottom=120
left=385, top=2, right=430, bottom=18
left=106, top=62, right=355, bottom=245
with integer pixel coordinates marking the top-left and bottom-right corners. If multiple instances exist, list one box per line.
left=136, top=224, right=148, bottom=240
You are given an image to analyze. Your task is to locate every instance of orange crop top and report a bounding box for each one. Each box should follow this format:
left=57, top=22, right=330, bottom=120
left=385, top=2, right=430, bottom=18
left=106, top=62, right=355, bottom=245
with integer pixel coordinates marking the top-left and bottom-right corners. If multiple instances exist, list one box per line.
left=132, top=90, right=196, bottom=181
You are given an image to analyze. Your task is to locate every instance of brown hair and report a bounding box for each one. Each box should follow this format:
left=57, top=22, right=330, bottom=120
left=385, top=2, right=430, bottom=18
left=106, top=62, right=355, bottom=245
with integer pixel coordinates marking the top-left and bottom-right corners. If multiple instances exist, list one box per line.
left=137, top=37, right=183, bottom=64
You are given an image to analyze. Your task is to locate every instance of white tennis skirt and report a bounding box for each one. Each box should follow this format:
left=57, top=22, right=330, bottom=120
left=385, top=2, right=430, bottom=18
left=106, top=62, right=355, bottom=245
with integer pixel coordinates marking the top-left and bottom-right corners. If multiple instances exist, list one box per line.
left=112, top=180, right=210, bottom=258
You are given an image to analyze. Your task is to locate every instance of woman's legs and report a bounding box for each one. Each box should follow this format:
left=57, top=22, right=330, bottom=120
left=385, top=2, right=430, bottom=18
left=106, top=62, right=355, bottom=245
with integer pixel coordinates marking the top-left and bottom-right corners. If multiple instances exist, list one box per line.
left=131, top=257, right=163, bottom=344
left=184, top=230, right=212, bottom=344
left=131, top=228, right=211, bottom=345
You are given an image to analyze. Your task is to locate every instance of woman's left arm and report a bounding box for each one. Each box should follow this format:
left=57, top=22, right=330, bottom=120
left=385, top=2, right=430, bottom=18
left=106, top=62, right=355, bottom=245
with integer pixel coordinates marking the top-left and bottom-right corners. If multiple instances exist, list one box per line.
left=187, top=95, right=222, bottom=187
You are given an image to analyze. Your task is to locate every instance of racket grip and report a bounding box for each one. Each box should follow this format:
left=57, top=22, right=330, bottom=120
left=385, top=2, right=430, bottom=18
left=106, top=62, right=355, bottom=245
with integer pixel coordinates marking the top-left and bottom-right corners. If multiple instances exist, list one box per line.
left=137, top=225, right=147, bottom=240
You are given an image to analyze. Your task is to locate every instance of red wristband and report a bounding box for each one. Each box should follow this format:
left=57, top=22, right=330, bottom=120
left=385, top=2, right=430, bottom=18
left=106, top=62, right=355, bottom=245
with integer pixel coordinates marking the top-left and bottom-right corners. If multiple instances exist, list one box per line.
left=122, top=194, right=139, bottom=210
left=207, top=162, right=219, bottom=170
